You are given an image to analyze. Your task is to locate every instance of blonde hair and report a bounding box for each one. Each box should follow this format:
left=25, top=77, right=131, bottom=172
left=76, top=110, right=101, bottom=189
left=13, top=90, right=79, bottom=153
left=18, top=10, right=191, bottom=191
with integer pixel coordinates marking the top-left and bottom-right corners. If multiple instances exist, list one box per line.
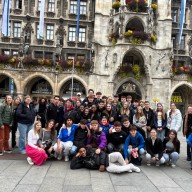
left=33, top=121, right=41, bottom=136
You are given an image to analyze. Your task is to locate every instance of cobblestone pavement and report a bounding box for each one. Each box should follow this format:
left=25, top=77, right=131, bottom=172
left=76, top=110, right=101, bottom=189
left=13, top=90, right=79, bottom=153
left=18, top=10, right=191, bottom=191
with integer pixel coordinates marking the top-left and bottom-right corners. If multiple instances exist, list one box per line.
left=0, top=132, right=192, bottom=192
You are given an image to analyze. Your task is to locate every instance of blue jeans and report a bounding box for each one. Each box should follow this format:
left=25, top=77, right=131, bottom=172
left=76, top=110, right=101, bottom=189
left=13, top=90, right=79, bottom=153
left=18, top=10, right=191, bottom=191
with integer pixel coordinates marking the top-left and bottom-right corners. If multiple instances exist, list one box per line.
left=18, top=123, right=33, bottom=152
left=157, top=129, right=165, bottom=141
left=107, top=143, right=124, bottom=154
left=163, top=152, right=179, bottom=165
left=70, top=145, right=77, bottom=155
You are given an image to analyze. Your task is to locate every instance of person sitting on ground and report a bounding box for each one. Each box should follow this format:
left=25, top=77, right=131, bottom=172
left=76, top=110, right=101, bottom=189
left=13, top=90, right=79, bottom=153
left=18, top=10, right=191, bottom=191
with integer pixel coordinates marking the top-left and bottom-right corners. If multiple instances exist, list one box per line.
left=70, top=119, right=90, bottom=155
left=99, top=116, right=113, bottom=136
left=86, top=120, right=107, bottom=151
left=70, top=145, right=140, bottom=173
left=145, top=129, right=165, bottom=166
left=53, top=117, right=79, bottom=161
left=26, top=121, right=48, bottom=165
left=124, top=125, right=145, bottom=165
left=163, top=129, right=180, bottom=168
left=107, top=121, right=127, bottom=154
left=37, top=119, right=57, bottom=158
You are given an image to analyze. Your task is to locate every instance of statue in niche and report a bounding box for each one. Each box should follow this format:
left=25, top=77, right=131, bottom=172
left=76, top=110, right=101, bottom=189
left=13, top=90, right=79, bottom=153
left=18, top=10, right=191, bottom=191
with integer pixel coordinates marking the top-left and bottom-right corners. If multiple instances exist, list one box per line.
left=147, top=7, right=154, bottom=33
left=122, top=83, right=136, bottom=92
left=113, top=21, right=120, bottom=37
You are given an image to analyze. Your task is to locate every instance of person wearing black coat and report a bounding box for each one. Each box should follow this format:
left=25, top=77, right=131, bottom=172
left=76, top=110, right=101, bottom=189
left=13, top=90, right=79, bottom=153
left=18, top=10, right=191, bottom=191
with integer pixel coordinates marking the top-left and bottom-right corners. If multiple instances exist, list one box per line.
left=145, top=129, right=165, bottom=166
left=107, top=121, right=127, bottom=154
left=70, top=146, right=140, bottom=173
left=16, top=95, right=36, bottom=154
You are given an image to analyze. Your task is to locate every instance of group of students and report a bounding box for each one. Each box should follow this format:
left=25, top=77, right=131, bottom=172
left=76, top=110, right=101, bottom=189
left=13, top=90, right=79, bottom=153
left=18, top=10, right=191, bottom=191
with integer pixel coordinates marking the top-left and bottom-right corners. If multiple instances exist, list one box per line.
left=0, top=89, right=192, bottom=173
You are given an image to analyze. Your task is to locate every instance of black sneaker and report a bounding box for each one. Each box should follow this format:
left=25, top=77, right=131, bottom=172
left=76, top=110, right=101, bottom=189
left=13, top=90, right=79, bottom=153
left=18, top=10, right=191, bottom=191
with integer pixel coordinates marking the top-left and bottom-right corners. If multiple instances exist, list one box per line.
left=0, top=151, right=3, bottom=156
left=187, top=157, right=191, bottom=161
left=4, top=150, right=12, bottom=154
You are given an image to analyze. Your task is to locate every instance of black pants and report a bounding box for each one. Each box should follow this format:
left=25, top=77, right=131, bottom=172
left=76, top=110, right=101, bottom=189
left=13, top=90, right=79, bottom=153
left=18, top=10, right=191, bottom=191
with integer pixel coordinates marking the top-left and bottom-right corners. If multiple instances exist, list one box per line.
left=186, top=132, right=192, bottom=158
left=11, top=123, right=17, bottom=148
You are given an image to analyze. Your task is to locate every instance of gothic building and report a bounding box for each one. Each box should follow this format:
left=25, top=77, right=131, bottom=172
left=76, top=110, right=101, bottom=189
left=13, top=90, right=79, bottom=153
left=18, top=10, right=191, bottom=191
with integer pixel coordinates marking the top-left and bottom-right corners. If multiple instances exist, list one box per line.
left=0, top=0, right=192, bottom=112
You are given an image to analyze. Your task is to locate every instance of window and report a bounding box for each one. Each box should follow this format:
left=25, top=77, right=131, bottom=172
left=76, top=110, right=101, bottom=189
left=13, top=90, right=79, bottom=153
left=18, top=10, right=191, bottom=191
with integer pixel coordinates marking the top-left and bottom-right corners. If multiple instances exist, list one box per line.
left=45, top=52, right=53, bottom=59
left=12, top=50, right=18, bottom=56
left=80, top=1, right=87, bottom=15
left=46, top=24, right=54, bottom=40
left=48, top=0, right=55, bottom=12
left=171, top=9, right=178, bottom=22
left=172, top=35, right=176, bottom=49
left=38, top=0, right=41, bottom=11
left=2, top=50, right=10, bottom=55
left=13, top=22, right=21, bottom=37
left=34, top=51, right=43, bottom=58
left=70, top=1, right=77, bottom=14
left=77, top=55, right=85, bottom=60
left=15, top=0, right=22, bottom=9
left=36, top=24, right=41, bottom=39
left=70, top=1, right=87, bottom=15
left=69, top=27, right=76, bottom=41
left=179, top=36, right=185, bottom=50
left=67, top=54, right=75, bottom=60
left=79, top=27, right=86, bottom=42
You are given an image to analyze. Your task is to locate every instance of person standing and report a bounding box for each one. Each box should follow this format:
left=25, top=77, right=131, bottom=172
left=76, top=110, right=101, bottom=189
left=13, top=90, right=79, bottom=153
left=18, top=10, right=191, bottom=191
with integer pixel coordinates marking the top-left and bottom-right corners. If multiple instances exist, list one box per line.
left=16, top=95, right=36, bottom=154
left=183, top=105, right=192, bottom=161
left=11, top=96, right=21, bottom=148
left=0, top=95, right=13, bottom=155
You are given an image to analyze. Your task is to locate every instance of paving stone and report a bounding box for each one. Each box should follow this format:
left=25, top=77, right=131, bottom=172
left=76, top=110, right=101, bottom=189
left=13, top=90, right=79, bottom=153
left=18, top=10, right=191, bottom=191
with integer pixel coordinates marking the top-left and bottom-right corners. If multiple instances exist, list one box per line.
left=13, top=184, right=40, bottom=192
left=158, top=187, right=186, bottom=192
left=0, top=175, right=22, bottom=192
left=63, top=185, right=92, bottom=192
left=115, top=185, right=159, bottom=192
left=38, top=177, right=64, bottom=192
left=173, top=178, right=192, bottom=192
left=0, top=160, right=14, bottom=173
left=64, top=169, right=91, bottom=185
left=0, top=160, right=31, bottom=177
left=45, top=161, right=69, bottom=178
left=141, top=166, right=180, bottom=188
left=20, top=163, right=51, bottom=185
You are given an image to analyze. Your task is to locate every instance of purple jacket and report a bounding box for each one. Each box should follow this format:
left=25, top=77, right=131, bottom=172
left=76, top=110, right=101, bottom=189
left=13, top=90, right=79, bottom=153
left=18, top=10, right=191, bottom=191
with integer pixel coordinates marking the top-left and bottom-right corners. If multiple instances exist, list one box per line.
left=86, top=130, right=107, bottom=150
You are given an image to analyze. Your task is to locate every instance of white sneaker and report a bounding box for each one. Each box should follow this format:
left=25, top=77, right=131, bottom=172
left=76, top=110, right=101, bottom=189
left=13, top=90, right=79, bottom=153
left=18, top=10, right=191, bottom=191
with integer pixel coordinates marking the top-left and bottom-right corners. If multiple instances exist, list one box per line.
left=127, top=169, right=133, bottom=173
left=27, top=157, right=34, bottom=165
left=57, top=153, right=63, bottom=160
left=147, top=163, right=151, bottom=166
left=64, top=155, right=69, bottom=162
left=130, top=163, right=140, bottom=173
left=171, top=164, right=176, bottom=168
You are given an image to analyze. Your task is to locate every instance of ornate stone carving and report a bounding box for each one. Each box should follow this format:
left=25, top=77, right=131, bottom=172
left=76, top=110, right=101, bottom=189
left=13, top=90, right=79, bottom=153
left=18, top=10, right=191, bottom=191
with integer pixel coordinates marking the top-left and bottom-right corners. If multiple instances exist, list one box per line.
left=122, top=82, right=136, bottom=92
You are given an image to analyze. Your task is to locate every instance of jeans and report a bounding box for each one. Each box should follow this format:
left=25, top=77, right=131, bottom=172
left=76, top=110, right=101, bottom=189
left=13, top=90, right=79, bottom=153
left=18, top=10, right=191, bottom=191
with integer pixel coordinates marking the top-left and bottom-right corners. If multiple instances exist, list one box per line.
left=18, top=123, right=33, bottom=152
left=157, top=129, right=165, bottom=141
left=70, top=145, right=77, bottom=155
left=146, top=153, right=165, bottom=165
left=128, top=148, right=145, bottom=157
left=163, top=152, right=179, bottom=165
left=107, top=143, right=124, bottom=154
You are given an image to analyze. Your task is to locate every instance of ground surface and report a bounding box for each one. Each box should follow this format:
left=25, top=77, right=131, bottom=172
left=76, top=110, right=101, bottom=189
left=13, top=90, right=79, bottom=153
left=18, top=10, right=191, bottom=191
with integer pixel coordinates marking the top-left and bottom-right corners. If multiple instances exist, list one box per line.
left=0, top=133, right=192, bottom=192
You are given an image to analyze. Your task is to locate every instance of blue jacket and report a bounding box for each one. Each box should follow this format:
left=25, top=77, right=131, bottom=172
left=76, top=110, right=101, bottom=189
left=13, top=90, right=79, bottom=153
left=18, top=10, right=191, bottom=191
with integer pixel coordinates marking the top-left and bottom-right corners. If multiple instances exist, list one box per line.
left=187, top=134, right=192, bottom=148
left=58, top=124, right=79, bottom=142
left=99, top=123, right=113, bottom=135
left=124, top=132, right=145, bottom=159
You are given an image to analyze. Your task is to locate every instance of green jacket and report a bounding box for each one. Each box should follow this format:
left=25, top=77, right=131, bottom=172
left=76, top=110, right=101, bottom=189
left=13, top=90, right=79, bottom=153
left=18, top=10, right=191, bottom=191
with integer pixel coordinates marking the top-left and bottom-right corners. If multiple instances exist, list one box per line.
left=0, top=104, right=13, bottom=127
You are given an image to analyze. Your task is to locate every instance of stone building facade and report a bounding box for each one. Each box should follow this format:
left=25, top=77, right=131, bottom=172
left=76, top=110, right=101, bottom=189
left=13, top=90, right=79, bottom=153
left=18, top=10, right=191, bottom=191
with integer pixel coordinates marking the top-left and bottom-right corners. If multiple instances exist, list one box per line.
left=0, top=0, right=192, bottom=112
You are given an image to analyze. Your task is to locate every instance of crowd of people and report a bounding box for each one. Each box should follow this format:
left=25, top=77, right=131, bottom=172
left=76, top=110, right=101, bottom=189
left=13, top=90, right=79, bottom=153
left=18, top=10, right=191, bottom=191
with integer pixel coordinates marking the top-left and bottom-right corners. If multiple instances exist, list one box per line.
left=0, top=88, right=192, bottom=173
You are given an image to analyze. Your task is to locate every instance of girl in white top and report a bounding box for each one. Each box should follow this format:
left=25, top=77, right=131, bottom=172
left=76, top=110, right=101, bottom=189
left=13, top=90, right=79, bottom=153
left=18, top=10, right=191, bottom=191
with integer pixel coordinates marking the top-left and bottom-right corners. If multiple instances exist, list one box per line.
left=26, top=121, right=47, bottom=165
left=166, top=103, right=183, bottom=132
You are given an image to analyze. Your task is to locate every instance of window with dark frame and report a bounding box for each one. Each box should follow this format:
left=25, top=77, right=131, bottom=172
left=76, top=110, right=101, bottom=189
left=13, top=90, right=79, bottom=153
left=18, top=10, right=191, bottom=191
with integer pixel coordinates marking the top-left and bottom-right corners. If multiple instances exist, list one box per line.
left=79, top=27, right=86, bottom=42
left=13, top=22, right=21, bottom=37
left=15, top=0, right=22, bottom=9
left=179, top=36, right=185, bottom=50
left=45, top=52, right=53, bottom=59
left=77, top=55, right=85, bottom=60
left=38, top=0, right=41, bottom=11
left=171, top=9, right=178, bottom=22
left=48, top=0, right=55, bottom=12
left=70, top=0, right=87, bottom=15
left=172, top=35, right=176, bottom=49
left=12, top=50, right=18, bottom=56
left=34, top=51, right=43, bottom=58
left=2, top=50, right=10, bottom=55
left=68, top=27, right=76, bottom=42
left=46, top=24, right=54, bottom=40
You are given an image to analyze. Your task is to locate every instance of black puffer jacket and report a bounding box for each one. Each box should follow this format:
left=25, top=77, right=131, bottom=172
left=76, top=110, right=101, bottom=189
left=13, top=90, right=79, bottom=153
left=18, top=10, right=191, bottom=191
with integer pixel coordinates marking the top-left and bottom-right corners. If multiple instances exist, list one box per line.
left=70, top=148, right=109, bottom=170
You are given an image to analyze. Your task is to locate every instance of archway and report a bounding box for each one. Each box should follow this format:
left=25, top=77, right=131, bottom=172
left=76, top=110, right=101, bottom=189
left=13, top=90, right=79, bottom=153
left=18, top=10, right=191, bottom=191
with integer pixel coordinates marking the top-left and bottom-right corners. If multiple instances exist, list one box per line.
left=24, top=77, right=53, bottom=100
left=0, top=74, right=17, bottom=99
left=125, top=17, right=145, bottom=32
left=60, top=79, right=86, bottom=100
left=170, top=84, right=192, bottom=115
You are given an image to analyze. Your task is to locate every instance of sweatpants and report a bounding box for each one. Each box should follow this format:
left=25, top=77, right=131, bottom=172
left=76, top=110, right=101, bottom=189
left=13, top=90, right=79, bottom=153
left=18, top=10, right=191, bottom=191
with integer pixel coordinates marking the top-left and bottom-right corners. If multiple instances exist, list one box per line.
left=106, top=152, right=138, bottom=173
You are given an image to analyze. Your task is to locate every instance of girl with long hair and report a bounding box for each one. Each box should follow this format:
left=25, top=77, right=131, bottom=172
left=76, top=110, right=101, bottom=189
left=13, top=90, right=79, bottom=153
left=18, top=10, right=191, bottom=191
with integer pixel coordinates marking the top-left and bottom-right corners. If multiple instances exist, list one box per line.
left=163, top=129, right=180, bottom=167
left=26, top=121, right=48, bottom=165
left=37, top=119, right=57, bottom=158
left=154, top=103, right=167, bottom=140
